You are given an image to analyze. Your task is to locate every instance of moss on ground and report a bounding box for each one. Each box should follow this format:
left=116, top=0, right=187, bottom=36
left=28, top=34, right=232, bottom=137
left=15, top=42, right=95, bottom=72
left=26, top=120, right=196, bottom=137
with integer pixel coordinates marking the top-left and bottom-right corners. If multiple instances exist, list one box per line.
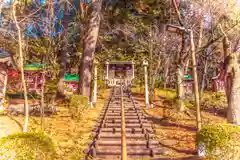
left=197, top=124, right=240, bottom=160
left=131, top=87, right=228, bottom=159
left=0, top=132, right=56, bottom=160
left=156, top=88, right=176, bottom=100
left=8, top=89, right=110, bottom=160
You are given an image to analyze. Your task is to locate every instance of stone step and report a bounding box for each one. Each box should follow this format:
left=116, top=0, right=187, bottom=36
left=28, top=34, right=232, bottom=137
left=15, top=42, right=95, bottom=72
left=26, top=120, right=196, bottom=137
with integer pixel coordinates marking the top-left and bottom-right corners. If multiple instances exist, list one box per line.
left=103, top=119, right=148, bottom=124
left=96, top=133, right=154, bottom=139
left=95, top=140, right=159, bottom=147
left=100, top=113, right=143, bottom=117
left=102, top=107, right=138, bottom=110
left=93, top=127, right=154, bottom=133
left=103, top=110, right=140, bottom=114
left=93, top=146, right=167, bottom=157
left=98, top=115, right=145, bottom=120
left=96, top=123, right=151, bottom=128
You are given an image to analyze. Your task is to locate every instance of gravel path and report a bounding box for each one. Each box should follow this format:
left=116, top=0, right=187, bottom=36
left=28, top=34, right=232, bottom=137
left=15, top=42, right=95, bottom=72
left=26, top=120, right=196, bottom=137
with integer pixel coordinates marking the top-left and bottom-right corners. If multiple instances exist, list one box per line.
left=0, top=116, right=21, bottom=139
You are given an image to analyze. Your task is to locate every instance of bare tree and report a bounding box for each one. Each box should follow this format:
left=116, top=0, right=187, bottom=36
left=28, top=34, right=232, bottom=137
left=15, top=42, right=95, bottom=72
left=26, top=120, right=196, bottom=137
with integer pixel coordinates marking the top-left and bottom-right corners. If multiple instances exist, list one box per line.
left=12, top=1, right=29, bottom=132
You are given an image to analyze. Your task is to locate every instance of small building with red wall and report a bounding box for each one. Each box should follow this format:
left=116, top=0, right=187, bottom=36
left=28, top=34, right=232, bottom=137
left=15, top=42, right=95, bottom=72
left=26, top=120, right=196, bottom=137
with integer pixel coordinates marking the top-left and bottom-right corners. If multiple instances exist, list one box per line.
left=183, top=74, right=193, bottom=98
left=0, top=51, right=11, bottom=105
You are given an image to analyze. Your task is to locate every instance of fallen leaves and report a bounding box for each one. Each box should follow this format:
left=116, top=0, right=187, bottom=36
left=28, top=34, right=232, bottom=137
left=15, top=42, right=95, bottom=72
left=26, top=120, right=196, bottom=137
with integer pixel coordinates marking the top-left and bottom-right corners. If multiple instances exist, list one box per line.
left=132, top=88, right=226, bottom=159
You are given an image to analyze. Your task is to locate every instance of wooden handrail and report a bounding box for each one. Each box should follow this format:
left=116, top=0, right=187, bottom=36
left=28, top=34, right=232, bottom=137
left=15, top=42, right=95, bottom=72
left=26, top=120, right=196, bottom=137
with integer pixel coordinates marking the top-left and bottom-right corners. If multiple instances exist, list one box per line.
left=121, top=85, right=127, bottom=160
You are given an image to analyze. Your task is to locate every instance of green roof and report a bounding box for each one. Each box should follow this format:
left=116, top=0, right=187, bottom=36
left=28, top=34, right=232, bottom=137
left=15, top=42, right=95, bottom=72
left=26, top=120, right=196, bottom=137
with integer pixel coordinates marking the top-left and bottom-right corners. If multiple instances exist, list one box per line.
left=184, top=75, right=192, bottom=80
left=64, top=74, right=79, bottom=82
left=0, top=52, right=10, bottom=58
left=24, top=64, right=43, bottom=71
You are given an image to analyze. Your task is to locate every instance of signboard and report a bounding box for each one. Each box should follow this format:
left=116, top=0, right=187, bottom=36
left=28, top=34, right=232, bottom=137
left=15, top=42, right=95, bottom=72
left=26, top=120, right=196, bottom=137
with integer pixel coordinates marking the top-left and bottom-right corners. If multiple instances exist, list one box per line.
left=183, top=75, right=193, bottom=97
left=63, top=74, right=79, bottom=94
left=24, top=64, right=43, bottom=71
left=109, top=64, right=132, bottom=70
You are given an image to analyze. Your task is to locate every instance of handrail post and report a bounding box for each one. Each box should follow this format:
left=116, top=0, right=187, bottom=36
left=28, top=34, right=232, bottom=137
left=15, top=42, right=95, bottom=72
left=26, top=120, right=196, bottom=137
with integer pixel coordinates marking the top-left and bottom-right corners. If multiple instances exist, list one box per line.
left=121, top=84, right=127, bottom=160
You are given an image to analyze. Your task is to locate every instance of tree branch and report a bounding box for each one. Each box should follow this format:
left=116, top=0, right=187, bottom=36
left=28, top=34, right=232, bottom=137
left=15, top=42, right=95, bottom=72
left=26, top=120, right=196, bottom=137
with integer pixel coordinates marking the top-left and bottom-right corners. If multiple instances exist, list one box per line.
left=172, top=0, right=183, bottom=26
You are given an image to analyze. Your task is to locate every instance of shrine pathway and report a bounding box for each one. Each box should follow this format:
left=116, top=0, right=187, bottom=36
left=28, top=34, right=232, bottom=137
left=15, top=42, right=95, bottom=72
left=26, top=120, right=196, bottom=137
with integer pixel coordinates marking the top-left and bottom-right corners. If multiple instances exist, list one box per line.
left=0, top=116, right=21, bottom=139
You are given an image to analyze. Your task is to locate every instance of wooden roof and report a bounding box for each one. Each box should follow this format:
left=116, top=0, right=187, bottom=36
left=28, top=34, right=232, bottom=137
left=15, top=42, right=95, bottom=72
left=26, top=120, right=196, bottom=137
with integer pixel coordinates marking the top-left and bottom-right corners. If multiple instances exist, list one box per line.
left=108, top=61, right=134, bottom=65
left=0, top=51, right=10, bottom=63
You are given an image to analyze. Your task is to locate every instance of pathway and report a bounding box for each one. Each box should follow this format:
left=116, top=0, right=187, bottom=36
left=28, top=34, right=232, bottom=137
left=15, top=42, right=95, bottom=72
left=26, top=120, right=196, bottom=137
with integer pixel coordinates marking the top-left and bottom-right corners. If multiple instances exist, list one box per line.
left=0, top=116, right=21, bottom=139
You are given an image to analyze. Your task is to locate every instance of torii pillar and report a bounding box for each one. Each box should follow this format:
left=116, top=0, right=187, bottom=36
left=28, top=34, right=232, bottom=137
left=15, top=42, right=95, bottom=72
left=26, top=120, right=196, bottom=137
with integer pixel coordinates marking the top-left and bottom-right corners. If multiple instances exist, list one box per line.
left=92, top=60, right=98, bottom=107
left=143, top=60, right=149, bottom=107
left=105, top=61, right=109, bottom=86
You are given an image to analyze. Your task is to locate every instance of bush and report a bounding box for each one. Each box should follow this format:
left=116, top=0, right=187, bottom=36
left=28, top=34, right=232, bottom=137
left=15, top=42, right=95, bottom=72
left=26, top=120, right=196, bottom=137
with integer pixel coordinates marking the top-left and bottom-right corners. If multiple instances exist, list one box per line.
left=97, top=79, right=106, bottom=90
left=68, top=95, right=89, bottom=119
left=0, top=132, right=56, bottom=160
left=201, top=92, right=227, bottom=110
left=196, top=124, right=240, bottom=160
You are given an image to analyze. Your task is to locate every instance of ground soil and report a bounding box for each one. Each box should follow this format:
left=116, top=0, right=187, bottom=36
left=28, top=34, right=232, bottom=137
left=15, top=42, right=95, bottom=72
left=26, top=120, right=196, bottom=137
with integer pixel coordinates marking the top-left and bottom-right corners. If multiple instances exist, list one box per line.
left=0, top=88, right=227, bottom=160
left=131, top=89, right=227, bottom=160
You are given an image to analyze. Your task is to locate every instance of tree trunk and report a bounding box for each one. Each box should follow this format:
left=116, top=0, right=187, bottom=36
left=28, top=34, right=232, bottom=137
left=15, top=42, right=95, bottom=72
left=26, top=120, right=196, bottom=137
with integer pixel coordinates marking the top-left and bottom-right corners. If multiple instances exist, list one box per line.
left=190, top=30, right=201, bottom=131
left=149, top=25, right=154, bottom=103
left=56, top=48, right=67, bottom=98
left=227, top=71, right=240, bottom=125
left=78, top=0, right=102, bottom=98
left=176, top=66, right=185, bottom=111
left=198, top=15, right=205, bottom=93
left=0, top=0, right=3, bottom=15
left=184, top=59, right=189, bottom=74
left=163, top=56, right=170, bottom=89
left=200, top=58, right=208, bottom=93
left=56, top=3, right=68, bottom=98
left=40, top=69, right=45, bottom=131
left=223, top=37, right=232, bottom=102
left=13, top=3, right=29, bottom=132
left=176, top=32, right=186, bottom=112
left=150, top=53, right=162, bottom=101
left=223, top=37, right=240, bottom=125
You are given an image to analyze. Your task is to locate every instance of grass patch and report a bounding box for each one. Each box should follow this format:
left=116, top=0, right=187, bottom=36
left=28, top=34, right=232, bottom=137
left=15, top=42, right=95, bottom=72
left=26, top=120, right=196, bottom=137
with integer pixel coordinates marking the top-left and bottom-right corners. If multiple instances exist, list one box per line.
left=156, top=88, right=176, bottom=100
left=197, top=124, right=240, bottom=160
left=131, top=87, right=227, bottom=159
left=9, top=89, right=110, bottom=160
left=0, top=132, right=55, bottom=160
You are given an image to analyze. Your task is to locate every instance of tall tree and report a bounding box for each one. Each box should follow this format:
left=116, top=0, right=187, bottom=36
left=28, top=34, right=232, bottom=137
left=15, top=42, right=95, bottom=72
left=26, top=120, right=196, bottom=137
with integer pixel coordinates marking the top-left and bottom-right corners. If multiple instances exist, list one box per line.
left=78, top=0, right=102, bottom=98
left=56, top=2, right=69, bottom=98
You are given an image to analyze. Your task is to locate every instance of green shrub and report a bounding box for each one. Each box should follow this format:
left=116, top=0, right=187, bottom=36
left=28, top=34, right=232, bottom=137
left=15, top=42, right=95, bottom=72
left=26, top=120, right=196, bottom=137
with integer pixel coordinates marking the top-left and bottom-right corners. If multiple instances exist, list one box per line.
left=68, top=95, right=89, bottom=119
left=157, top=88, right=176, bottom=99
left=0, top=132, right=56, bottom=160
left=200, top=92, right=227, bottom=110
left=197, top=124, right=240, bottom=160
left=97, top=80, right=106, bottom=90
left=45, top=79, right=58, bottom=94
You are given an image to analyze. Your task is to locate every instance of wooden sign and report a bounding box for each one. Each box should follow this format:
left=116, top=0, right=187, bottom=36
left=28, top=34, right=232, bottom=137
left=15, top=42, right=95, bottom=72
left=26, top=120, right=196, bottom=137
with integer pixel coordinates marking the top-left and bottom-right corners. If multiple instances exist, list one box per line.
left=64, top=82, right=78, bottom=93
left=183, top=75, right=193, bottom=97
left=63, top=74, right=79, bottom=94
